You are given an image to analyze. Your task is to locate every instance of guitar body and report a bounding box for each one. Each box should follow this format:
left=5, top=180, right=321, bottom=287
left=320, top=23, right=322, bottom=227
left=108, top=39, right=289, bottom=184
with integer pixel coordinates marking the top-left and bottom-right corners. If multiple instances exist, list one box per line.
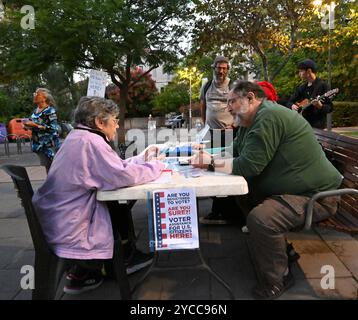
left=296, top=99, right=310, bottom=113
left=295, top=88, right=339, bottom=116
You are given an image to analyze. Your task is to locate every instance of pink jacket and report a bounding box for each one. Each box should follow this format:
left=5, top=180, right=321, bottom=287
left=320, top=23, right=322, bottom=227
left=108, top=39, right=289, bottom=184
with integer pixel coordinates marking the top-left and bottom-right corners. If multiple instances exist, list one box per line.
left=32, top=127, right=165, bottom=259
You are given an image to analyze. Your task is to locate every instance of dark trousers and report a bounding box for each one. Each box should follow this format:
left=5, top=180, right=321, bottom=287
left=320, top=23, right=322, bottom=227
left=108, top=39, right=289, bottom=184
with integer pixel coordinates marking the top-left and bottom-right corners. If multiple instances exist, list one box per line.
left=211, top=196, right=246, bottom=225
left=210, top=127, right=238, bottom=215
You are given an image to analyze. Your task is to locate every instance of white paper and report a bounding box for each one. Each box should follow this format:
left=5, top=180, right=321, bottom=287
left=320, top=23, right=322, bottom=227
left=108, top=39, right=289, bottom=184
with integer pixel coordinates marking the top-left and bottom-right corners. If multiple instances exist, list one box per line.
left=87, top=69, right=107, bottom=97
left=148, top=170, right=173, bottom=184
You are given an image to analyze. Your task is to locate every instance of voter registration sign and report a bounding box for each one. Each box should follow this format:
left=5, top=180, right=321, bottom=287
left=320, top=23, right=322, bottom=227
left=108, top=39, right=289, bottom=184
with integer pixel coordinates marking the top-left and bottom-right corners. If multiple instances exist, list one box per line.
left=87, top=69, right=107, bottom=97
left=152, top=188, right=199, bottom=251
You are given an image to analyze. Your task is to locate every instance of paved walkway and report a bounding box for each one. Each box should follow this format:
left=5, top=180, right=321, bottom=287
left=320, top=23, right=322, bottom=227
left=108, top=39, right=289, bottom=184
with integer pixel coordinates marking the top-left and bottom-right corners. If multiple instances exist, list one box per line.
left=1, top=138, right=358, bottom=300
left=332, top=126, right=358, bottom=132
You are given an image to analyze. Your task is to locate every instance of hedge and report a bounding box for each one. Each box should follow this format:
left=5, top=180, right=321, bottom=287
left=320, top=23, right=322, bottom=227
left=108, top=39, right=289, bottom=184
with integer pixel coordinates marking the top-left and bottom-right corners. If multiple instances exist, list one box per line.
left=332, top=101, right=358, bottom=127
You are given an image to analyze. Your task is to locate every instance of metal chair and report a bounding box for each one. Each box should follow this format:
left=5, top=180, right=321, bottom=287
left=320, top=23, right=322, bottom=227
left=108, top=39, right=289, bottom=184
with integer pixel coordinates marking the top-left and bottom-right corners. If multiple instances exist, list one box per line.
left=0, top=133, right=10, bottom=156
left=6, top=134, right=22, bottom=154
left=2, top=164, right=132, bottom=300
left=16, top=134, right=32, bottom=154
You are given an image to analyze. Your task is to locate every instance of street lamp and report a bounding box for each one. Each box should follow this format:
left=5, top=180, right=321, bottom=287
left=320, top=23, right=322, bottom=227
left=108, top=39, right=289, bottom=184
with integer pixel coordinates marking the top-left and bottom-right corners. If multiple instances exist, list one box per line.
left=185, top=67, right=197, bottom=130
left=327, top=2, right=336, bottom=131
left=314, top=0, right=336, bottom=130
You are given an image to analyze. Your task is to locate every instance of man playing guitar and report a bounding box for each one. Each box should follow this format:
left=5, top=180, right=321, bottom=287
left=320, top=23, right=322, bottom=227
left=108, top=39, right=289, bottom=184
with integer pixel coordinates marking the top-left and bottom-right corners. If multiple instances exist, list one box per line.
left=287, top=59, right=332, bottom=129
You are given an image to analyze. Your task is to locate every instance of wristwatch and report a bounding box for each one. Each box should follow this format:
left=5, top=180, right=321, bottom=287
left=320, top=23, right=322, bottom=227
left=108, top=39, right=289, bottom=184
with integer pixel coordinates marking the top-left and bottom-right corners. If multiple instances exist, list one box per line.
left=207, top=157, right=215, bottom=172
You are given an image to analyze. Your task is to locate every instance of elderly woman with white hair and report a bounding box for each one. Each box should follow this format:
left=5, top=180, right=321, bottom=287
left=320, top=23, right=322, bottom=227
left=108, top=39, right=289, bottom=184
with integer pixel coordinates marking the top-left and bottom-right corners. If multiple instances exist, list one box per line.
left=24, top=88, right=61, bottom=173
left=33, top=96, right=165, bottom=295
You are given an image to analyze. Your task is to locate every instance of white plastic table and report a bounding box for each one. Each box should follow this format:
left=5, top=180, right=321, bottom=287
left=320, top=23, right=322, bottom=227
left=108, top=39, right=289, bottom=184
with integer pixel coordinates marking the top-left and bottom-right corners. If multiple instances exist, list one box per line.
left=97, top=171, right=248, bottom=202
left=97, top=170, right=248, bottom=299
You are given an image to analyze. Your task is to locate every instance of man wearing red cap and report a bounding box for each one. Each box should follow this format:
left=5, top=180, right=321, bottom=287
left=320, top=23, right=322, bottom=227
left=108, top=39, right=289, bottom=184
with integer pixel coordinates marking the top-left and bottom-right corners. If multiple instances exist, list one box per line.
left=256, top=81, right=278, bottom=102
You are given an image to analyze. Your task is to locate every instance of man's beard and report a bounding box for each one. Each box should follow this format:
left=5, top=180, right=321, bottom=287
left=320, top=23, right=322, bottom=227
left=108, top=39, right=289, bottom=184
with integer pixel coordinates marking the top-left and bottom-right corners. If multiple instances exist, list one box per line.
left=232, top=104, right=250, bottom=127
left=213, top=71, right=225, bottom=84
left=233, top=113, right=241, bottom=127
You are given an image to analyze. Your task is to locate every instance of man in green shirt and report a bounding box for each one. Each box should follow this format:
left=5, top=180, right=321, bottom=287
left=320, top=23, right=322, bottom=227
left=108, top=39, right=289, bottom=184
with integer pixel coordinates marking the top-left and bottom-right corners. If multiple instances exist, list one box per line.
left=191, top=81, right=342, bottom=299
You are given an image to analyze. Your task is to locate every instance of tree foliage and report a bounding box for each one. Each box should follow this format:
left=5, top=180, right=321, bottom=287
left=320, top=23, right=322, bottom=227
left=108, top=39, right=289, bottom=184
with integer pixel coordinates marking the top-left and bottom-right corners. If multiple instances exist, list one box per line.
left=152, top=64, right=203, bottom=115
left=0, top=64, right=86, bottom=124
left=153, top=82, right=189, bottom=114
left=0, top=0, right=192, bottom=141
left=191, top=0, right=357, bottom=101
left=106, top=67, right=158, bottom=117
left=268, top=0, right=358, bottom=102
left=192, top=0, right=313, bottom=81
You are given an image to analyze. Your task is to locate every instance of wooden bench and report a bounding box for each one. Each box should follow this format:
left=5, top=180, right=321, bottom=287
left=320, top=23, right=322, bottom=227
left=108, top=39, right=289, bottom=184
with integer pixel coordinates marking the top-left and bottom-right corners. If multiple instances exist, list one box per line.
left=305, top=129, right=358, bottom=234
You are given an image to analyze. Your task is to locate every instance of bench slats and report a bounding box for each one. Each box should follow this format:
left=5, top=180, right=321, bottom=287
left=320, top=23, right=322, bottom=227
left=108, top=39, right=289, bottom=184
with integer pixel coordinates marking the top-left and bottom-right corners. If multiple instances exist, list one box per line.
left=319, top=218, right=358, bottom=233
left=340, top=211, right=358, bottom=228
left=314, top=129, right=358, bottom=234
left=334, top=208, right=358, bottom=228
left=342, top=179, right=358, bottom=189
left=324, top=151, right=358, bottom=168
left=319, top=208, right=358, bottom=233
left=319, top=139, right=358, bottom=153
left=339, top=200, right=358, bottom=218
left=314, top=129, right=358, bottom=146
left=341, top=193, right=358, bottom=208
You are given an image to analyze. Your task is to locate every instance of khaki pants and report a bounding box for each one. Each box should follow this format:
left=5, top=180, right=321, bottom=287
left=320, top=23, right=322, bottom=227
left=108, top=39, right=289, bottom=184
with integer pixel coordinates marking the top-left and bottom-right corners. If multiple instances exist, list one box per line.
left=243, top=194, right=339, bottom=286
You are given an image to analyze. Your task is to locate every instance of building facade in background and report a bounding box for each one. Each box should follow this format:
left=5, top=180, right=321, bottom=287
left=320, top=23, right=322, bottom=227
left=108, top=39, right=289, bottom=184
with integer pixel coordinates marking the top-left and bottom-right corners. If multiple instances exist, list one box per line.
left=140, top=65, right=174, bottom=91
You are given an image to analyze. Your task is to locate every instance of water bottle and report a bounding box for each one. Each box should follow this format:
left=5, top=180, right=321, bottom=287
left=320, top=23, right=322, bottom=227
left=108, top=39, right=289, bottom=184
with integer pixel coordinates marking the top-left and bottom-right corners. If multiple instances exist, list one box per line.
left=195, top=119, right=203, bottom=143
left=165, top=145, right=192, bottom=157
left=148, top=114, right=156, bottom=130
left=148, top=114, right=156, bottom=144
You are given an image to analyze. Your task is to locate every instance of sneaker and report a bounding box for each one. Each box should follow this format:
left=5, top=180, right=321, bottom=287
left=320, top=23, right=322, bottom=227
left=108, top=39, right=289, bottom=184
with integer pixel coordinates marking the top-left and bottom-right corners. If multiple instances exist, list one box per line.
left=252, top=271, right=295, bottom=300
left=125, top=249, right=153, bottom=275
left=64, top=270, right=103, bottom=295
left=199, top=212, right=230, bottom=225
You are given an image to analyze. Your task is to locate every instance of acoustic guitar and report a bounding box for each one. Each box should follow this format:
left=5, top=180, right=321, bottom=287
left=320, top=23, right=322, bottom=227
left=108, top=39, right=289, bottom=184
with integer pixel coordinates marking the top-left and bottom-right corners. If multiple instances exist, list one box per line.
left=296, top=88, right=339, bottom=115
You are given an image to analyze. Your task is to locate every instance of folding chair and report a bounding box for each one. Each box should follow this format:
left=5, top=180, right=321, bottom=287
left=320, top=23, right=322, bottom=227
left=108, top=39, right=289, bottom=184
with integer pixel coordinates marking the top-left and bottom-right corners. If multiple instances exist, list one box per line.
left=2, top=164, right=132, bottom=300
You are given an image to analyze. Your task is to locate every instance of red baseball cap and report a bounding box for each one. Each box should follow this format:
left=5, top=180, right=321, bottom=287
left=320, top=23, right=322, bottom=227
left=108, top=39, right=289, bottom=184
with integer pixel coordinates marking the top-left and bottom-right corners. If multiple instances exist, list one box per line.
left=257, top=81, right=278, bottom=102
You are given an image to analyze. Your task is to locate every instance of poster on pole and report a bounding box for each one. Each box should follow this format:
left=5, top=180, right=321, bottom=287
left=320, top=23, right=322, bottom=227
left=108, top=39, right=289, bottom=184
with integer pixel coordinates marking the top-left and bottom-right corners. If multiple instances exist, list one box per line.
left=152, top=188, right=199, bottom=251
left=86, top=69, right=107, bottom=97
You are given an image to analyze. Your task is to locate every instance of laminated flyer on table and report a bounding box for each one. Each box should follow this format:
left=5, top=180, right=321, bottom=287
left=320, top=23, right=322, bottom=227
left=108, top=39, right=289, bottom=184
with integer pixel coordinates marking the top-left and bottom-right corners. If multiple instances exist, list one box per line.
left=152, top=188, right=199, bottom=251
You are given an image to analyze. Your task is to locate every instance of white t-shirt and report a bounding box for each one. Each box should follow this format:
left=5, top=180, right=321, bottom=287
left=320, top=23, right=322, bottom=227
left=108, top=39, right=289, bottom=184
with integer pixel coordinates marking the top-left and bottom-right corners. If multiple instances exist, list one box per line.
left=200, top=78, right=234, bottom=129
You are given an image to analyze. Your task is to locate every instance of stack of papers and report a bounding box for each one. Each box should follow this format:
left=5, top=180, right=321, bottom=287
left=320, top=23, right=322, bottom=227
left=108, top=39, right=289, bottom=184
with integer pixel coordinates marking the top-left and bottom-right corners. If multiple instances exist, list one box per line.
left=148, top=170, right=173, bottom=184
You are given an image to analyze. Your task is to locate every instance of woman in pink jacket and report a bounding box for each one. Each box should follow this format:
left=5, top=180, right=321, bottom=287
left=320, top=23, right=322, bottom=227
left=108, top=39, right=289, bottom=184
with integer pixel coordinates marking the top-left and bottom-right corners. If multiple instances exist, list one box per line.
left=33, top=96, right=165, bottom=295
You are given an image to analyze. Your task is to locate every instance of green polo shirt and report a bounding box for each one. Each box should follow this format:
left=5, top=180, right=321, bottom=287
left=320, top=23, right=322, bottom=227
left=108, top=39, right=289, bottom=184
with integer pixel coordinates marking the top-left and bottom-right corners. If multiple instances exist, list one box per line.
left=232, top=100, right=342, bottom=197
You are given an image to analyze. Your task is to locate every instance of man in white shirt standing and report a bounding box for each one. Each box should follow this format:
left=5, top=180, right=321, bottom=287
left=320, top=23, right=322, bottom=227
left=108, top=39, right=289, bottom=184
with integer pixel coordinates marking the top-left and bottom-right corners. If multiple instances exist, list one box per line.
left=199, top=56, right=239, bottom=225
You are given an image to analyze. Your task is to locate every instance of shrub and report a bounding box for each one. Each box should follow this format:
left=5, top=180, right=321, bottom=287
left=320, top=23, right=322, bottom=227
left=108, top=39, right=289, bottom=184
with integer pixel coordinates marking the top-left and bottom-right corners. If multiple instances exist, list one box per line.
left=332, top=101, right=358, bottom=127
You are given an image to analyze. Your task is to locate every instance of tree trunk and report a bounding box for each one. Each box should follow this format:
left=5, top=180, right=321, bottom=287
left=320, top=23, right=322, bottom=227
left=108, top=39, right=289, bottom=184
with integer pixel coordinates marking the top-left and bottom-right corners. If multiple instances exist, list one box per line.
left=254, top=44, right=269, bottom=81
left=109, top=71, right=128, bottom=145
left=118, top=86, right=128, bottom=144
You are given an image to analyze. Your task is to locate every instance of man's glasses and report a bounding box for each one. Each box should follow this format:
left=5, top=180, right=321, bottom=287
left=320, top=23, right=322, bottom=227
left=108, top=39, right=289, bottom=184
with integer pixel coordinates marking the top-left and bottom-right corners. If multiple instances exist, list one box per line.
left=227, top=95, right=246, bottom=106
left=215, top=66, right=228, bottom=71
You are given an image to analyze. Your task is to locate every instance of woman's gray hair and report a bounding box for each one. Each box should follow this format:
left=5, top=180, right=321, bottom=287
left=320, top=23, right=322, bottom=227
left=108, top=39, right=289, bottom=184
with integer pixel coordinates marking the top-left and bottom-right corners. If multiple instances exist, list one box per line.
left=35, top=88, right=57, bottom=107
left=73, top=96, right=119, bottom=129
